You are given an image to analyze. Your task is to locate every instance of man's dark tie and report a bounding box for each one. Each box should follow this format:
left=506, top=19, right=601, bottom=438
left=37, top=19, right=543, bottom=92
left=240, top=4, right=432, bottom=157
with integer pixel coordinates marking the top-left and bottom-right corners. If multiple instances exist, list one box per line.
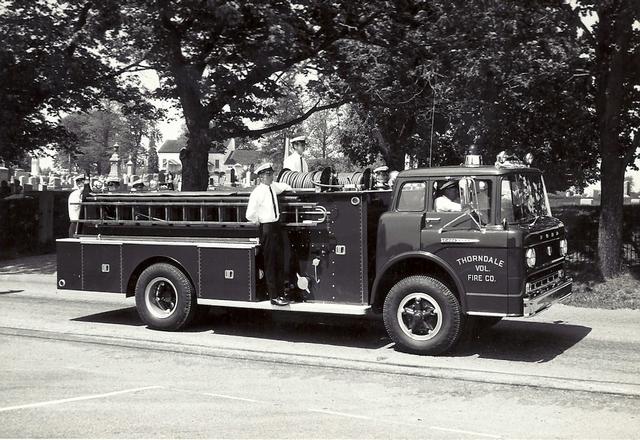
left=269, top=186, right=278, bottom=219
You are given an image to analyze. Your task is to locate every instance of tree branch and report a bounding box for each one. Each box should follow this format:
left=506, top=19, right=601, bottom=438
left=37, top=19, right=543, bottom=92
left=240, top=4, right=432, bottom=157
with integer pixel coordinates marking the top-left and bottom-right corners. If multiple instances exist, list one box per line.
left=231, top=100, right=348, bottom=138
left=560, top=2, right=596, bottom=46
left=65, top=1, right=94, bottom=59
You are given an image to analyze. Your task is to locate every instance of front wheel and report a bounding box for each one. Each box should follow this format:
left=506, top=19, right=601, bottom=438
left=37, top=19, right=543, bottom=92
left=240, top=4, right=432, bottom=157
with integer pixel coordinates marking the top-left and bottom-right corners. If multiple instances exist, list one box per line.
left=135, top=263, right=198, bottom=331
left=383, top=276, right=462, bottom=355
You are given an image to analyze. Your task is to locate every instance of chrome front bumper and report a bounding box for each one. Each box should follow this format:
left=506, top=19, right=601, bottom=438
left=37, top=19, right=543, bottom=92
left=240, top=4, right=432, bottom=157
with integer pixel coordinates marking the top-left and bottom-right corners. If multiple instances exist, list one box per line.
left=523, top=279, right=572, bottom=317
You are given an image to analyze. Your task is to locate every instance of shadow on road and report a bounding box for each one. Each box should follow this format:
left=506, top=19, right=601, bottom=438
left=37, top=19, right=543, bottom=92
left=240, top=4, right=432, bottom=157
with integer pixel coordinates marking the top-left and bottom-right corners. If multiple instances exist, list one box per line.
left=0, top=254, right=56, bottom=275
left=0, top=289, right=24, bottom=294
left=71, top=306, right=592, bottom=360
left=453, top=319, right=592, bottom=362
left=191, top=308, right=392, bottom=350
left=71, top=307, right=145, bottom=327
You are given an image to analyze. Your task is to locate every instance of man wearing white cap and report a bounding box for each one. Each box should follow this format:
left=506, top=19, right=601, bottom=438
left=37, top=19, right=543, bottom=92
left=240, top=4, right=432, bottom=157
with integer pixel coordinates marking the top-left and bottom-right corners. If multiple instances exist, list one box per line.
left=434, top=180, right=462, bottom=212
left=131, top=178, right=146, bottom=192
left=283, top=136, right=308, bottom=173
left=246, top=163, right=293, bottom=306
left=106, top=177, right=121, bottom=192
left=68, top=175, right=86, bottom=237
left=373, top=165, right=390, bottom=189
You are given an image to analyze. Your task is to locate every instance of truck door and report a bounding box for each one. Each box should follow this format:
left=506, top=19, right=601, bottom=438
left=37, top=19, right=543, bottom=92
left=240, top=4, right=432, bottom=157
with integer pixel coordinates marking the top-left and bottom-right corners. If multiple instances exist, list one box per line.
left=376, top=180, right=427, bottom=272
left=420, top=178, right=510, bottom=314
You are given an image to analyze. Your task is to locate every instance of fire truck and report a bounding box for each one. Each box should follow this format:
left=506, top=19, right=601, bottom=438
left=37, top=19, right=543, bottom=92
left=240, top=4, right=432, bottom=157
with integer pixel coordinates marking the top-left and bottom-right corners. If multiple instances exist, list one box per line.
left=56, top=152, right=572, bottom=355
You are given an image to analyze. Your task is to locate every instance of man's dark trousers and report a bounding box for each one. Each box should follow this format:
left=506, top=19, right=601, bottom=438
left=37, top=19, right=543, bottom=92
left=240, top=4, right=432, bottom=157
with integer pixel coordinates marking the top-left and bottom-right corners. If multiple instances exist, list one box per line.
left=260, top=221, right=284, bottom=299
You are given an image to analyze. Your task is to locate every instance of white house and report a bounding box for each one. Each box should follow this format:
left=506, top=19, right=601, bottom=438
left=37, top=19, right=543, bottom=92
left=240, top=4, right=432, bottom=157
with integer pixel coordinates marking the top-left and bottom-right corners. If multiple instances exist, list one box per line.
left=158, top=138, right=236, bottom=174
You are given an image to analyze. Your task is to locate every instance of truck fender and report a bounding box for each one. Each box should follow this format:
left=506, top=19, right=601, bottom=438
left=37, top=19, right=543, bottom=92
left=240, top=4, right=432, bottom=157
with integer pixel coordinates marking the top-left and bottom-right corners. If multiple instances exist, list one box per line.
left=370, top=251, right=467, bottom=311
left=126, top=256, right=197, bottom=298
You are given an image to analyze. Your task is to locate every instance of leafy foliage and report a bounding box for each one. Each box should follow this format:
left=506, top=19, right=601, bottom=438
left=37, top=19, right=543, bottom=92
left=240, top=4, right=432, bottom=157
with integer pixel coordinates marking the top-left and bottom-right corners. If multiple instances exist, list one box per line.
left=0, top=0, right=152, bottom=164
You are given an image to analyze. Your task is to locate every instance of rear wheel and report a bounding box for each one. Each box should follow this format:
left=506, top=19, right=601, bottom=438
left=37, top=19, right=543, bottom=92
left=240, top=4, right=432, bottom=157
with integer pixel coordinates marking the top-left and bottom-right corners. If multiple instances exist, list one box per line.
left=135, top=263, right=197, bottom=330
left=383, top=276, right=462, bottom=355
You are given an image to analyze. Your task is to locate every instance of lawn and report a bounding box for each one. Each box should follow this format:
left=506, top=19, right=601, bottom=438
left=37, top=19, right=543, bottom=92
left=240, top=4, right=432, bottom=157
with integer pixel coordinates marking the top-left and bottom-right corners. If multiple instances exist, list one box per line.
left=567, top=262, right=640, bottom=310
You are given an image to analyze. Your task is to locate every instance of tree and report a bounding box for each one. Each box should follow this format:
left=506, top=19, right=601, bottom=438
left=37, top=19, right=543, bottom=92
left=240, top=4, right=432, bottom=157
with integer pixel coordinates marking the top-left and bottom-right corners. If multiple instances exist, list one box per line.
left=58, top=101, right=159, bottom=176
left=332, top=2, right=598, bottom=186
left=258, top=75, right=306, bottom=168
left=59, top=104, right=125, bottom=175
left=147, top=137, right=159, bottom=174
left=0, top=1, right=150, bottom=164
left=112, top=0, right=391, bottom=190
left=566, top=0, right=640, bottom=277
left=305, top=109, right=342, bottom=160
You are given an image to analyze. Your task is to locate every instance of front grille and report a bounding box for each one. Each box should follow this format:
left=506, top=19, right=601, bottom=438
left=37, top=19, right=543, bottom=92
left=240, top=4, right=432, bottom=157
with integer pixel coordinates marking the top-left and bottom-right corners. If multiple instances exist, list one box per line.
left=525, top=267, right=565, bottom=299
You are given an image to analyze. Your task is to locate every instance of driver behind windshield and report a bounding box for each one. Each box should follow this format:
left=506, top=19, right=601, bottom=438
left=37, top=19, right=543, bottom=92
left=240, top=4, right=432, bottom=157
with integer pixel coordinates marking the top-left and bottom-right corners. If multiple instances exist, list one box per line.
left=435, top=180, right=462, bottom=212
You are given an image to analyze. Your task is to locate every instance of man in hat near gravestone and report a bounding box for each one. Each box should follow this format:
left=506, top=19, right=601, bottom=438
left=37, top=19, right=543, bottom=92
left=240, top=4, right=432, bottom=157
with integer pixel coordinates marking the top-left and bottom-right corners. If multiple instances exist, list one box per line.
left=283, top=136, right=309, bottom=173
left=68, top=175, right=86, bottom=237
left=246, top=163, right=292, bottom=306
left=130, top=178, right=146, bottom=192
left=106, top=177, right=121, bottom=192
left=434, top=180, right=462, bottom=212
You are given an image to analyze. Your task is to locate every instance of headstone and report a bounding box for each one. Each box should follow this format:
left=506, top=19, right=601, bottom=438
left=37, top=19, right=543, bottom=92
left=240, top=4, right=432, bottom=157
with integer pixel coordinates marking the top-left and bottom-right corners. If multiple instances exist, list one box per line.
left=108, top=142, right=122, bottom=181
left=31, top=157, right=41, bottom=176
left=0, top=166, right=9, bottom=182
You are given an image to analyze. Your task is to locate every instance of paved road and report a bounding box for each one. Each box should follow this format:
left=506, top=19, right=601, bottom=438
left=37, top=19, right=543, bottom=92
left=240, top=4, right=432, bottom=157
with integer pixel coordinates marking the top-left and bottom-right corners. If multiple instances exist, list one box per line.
left=1, top=254, right=640, bottom=437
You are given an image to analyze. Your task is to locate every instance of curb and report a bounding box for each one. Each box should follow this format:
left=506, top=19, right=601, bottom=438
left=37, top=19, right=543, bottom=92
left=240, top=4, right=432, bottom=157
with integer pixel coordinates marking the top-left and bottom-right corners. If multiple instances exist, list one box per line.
left=1, top=326, right=639, bottom=398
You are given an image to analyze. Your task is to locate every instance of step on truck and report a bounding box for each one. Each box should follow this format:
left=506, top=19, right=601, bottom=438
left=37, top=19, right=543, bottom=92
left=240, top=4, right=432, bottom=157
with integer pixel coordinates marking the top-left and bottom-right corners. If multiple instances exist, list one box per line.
left=57, top=152, right=572, bottom=355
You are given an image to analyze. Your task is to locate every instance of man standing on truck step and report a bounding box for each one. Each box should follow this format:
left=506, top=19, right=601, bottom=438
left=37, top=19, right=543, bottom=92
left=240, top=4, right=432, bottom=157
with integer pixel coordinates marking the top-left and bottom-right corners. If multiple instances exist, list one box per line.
left=283, top=136, right=308, bottom=173
left=246, top=163, right=293, bottom=306
left=434, top=180, right=462, bottom=212
left=68, top=174, right=86, bottom=237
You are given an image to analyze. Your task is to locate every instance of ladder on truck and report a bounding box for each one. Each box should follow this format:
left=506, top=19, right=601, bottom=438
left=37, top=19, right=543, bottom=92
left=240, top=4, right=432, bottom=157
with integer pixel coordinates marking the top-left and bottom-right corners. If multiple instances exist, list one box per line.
left=76, top=192, right=329, bottom=228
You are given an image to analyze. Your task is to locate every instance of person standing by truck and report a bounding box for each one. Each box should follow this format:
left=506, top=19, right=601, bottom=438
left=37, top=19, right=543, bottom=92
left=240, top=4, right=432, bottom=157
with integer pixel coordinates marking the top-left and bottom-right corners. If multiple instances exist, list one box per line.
left=67, top=175, right=86, bottom=237
left=283, top=136, right=308, bottom=172
left=246, top=163, right=293, bottom=306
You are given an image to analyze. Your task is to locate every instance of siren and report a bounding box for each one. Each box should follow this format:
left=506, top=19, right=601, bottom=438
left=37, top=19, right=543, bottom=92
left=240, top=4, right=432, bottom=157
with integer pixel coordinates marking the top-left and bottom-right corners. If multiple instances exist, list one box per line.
left=464, top=145, right=483, bottom=167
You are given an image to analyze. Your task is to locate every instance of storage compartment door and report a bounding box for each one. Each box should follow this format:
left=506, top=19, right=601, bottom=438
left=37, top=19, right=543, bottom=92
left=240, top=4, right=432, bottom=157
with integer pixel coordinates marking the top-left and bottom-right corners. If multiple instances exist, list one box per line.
left=82, top=242, right=123, bottom=293
left=199, top=246, right=256, bottom=301
left=56, top=239, right=82, bottom=290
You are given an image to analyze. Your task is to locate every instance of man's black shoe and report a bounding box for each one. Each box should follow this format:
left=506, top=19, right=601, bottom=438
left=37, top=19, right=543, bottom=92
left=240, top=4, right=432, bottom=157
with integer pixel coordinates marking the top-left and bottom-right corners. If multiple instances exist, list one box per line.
left=270, top=296, right=290, bottom=306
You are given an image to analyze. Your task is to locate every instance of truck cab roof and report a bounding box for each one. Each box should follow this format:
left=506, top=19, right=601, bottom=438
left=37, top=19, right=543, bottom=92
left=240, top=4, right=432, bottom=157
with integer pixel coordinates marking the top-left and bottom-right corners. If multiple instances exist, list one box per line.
left=398, top=165, right=542, bottom=179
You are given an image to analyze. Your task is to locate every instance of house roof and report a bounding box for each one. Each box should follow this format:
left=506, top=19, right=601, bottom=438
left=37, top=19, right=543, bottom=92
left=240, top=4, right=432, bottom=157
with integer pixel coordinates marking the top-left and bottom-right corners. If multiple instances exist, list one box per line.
left=224, top=149, right=263, bottom=166
left=158, top=139, right=185, bottom=153
left=158, top=138, right=236, bottom=154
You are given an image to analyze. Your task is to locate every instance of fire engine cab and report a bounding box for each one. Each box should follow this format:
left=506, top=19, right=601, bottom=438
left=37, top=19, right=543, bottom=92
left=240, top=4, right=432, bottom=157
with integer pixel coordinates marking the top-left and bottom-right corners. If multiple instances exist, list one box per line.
left=57, top=152, right=572, bottom=355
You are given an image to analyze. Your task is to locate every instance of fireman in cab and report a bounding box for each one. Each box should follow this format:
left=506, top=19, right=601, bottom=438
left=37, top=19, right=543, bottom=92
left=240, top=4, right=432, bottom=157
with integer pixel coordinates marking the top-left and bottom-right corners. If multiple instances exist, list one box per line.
left=246, top=163, right=293, bottom=306
left=434, top=180, right=462, bottom=212
left=283, top=136, right=309, bottom=172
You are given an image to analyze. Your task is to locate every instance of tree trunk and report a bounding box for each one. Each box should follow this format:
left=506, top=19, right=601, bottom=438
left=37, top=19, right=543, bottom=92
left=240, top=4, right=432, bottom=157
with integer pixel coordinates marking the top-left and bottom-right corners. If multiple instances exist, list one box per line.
left=180, top=122, right=210, bottom=191
left=593, top=1, right=634, bottom=278
left=597, top=150, right=625, bottom=278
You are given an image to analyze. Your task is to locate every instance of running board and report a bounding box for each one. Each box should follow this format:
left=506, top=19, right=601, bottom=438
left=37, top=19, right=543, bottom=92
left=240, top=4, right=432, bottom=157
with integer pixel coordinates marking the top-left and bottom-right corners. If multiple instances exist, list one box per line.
left=197, top=298, right=371, bottom=315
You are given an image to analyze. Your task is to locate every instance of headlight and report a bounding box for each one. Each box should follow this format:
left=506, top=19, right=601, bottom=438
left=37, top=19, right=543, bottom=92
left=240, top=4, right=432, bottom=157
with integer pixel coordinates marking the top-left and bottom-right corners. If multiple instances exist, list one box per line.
left=559, top=239, right=568, bottom=256
left=526, top=248, right=536, bottom=268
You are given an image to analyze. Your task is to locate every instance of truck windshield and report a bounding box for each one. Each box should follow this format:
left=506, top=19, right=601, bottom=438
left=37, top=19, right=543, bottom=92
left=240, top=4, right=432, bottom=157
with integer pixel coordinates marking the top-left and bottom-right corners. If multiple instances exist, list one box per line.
left=501, top=173, right=551, bottom=223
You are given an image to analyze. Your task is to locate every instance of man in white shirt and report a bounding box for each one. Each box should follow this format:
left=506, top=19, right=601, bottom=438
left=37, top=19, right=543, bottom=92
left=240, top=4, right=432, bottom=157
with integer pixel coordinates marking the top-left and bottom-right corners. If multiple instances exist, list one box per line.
left=434, top=180, right=462, bottom=212
left=246, top=163, right=293, bottom=306
left=283, top=136, right=309, bottom=173
left=68, top=175, right=86, bottom=237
